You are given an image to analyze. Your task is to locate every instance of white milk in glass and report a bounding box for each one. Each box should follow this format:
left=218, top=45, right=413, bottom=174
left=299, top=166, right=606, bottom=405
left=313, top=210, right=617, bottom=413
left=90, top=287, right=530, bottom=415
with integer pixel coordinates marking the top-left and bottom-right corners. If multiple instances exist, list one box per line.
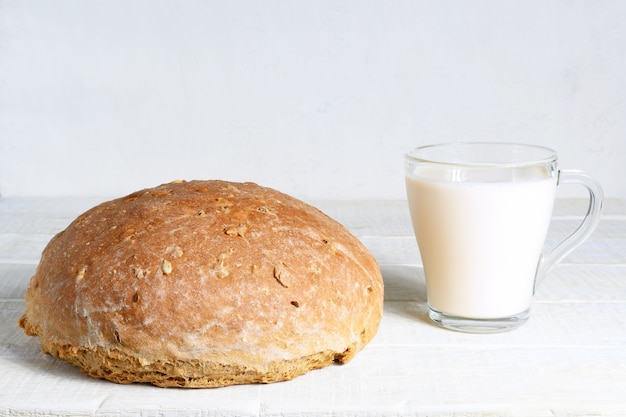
left=406, top=167, right=557, bottom=319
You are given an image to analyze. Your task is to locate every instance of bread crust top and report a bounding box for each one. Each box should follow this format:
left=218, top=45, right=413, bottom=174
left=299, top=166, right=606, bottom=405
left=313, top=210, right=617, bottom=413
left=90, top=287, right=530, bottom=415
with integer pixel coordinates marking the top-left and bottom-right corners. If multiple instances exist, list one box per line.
left=20, top=180, right=384, bottom=371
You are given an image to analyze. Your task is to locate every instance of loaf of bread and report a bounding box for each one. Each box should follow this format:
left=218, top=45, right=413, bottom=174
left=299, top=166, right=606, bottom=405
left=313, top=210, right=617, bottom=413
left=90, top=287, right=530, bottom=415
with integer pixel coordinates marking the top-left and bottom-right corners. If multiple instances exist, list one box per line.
left=19, top=180, right=384, bottom=387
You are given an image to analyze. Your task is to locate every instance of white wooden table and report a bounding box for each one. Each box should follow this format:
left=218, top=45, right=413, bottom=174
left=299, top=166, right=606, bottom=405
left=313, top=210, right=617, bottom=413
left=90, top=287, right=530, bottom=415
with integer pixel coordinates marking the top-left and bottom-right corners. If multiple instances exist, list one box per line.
left=1, top=196, right=625, bottom=417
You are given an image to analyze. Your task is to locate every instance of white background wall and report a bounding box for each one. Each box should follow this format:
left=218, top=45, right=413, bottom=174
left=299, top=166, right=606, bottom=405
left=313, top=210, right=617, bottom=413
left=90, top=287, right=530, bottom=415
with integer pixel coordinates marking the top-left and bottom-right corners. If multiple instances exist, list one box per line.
left=1, top=1, right=625, bottom=200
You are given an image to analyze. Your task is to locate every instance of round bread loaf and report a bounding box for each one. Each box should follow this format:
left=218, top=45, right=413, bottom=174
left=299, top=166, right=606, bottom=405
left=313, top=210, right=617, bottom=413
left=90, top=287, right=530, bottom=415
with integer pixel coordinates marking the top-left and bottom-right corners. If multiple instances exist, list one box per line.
left=19, top=180, right=384, bottom=388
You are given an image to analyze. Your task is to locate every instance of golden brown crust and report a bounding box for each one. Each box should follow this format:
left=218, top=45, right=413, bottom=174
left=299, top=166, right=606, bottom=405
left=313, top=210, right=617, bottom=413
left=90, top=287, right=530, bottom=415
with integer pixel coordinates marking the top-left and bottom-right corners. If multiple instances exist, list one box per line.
left=19, top=180, right=383, bottom=387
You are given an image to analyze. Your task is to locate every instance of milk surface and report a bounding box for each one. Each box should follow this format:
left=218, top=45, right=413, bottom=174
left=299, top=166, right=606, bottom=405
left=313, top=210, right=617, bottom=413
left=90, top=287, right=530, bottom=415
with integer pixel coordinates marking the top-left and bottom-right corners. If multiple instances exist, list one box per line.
left=406, top=168, right=556, bottom=319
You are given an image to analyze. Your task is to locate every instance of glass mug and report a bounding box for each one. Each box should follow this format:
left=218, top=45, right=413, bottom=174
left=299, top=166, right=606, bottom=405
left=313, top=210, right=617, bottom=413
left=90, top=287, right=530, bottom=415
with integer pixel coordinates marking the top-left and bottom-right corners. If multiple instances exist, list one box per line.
left=404, top=142, right=603, bottom=333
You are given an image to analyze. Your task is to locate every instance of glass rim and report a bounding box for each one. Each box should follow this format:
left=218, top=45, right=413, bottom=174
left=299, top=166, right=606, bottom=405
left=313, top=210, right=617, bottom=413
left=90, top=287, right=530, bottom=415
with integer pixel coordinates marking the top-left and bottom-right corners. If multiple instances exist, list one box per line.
left=405, top=142, right=558, bottom=168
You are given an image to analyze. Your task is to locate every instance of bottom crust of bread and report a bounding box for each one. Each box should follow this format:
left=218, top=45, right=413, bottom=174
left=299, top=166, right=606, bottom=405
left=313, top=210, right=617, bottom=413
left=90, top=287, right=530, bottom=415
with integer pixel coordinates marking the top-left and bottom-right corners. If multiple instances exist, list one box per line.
left=39, top=340, right=357, bottom=388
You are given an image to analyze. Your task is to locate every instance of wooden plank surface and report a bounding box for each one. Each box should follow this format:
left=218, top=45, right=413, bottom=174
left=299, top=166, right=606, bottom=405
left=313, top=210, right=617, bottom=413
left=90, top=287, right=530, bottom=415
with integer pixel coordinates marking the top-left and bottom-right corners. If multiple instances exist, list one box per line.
left=1, top=197, right=625, bottom=417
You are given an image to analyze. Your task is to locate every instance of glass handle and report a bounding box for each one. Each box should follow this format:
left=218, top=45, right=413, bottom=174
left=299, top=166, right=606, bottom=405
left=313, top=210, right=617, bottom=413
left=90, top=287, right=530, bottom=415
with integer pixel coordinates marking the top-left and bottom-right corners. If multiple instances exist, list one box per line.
left=534, top=170, right=604, bottom=290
